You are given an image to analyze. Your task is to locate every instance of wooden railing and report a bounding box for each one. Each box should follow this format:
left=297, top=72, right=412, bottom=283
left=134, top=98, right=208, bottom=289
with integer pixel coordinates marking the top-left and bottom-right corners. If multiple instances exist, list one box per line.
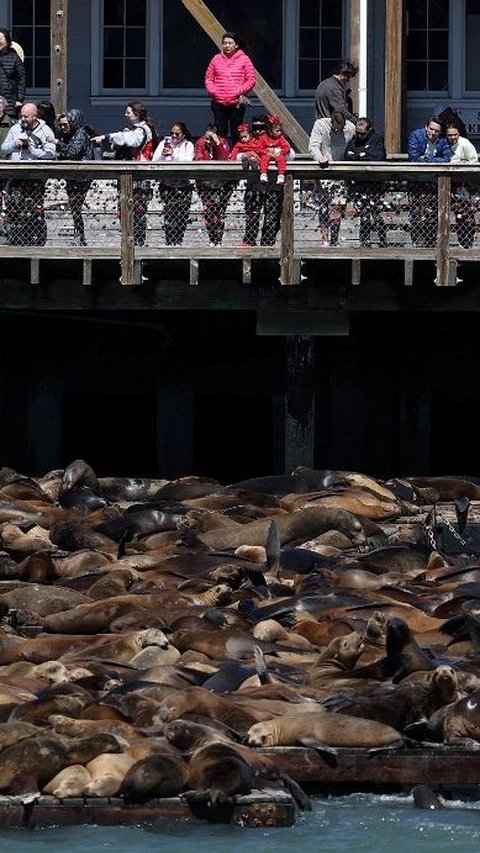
left=0, top=160, right=478, bottom=286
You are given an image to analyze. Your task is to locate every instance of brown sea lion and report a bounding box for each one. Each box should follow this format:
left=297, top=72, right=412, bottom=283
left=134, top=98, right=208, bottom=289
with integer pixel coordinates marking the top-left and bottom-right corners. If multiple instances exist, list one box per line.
left=83, top=752, right=136, bottom=797
left=184, top=742, right=253, bottom=805
left=43, top=765, right=92, bottom=798
left=419, top=692, right=480, bottom=746
left=412, top=785, right=445, bottom=809
left=121, top=754, right=188, bottom=802
left=247, top=712, right=402, bottom=749
left=0, top=733, right=121, bottom=794
left=154, top=686, right=274, bottom=734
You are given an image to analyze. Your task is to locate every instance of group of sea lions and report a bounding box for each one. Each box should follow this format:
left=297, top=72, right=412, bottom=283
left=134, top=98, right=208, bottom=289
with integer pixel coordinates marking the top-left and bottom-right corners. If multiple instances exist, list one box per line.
left=2, top=460, right=480, bottom=807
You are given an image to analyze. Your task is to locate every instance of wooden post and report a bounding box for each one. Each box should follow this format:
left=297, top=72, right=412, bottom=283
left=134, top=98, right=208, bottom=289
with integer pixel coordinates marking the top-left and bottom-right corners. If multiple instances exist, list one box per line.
left=51, top=0, right=68, bottom=117
left=279, top=175, right=297, bottom=285
left=119, top=173, right=135, bottom=285
left=178, top=0, right=309, bottom=151
left=384, top=0, right=405, bottom=154
left=349, top=0, right=360, bottom=116
left=436, top=174, right=451, bottom=287
left=284, top=336, right=315, bottom=472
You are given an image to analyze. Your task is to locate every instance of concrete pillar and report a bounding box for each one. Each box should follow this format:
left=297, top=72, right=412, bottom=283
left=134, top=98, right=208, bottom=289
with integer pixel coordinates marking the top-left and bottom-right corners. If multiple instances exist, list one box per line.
left=284, top=336, right=315, bottom=473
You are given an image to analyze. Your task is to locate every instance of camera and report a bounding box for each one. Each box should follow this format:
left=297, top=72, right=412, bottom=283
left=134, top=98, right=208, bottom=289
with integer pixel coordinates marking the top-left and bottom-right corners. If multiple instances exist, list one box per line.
left=18, top=134, right=30, bottom=149
left=164, top=136, right=172, bottom=145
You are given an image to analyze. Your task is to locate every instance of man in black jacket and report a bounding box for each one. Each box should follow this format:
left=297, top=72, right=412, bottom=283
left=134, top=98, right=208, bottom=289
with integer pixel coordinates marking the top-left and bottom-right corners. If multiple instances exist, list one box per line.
left=315, top=60, right=358, bottom=122
left=345, top=117, right=387, bottom=247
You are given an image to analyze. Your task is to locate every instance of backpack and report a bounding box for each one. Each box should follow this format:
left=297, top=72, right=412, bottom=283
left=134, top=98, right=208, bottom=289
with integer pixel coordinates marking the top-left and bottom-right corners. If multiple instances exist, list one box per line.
left=115, top=124, right=153, bottom=161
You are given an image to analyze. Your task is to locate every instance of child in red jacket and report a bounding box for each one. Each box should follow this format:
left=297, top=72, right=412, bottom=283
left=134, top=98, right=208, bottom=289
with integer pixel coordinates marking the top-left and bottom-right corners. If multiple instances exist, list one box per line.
left=258, top=115, right=291, bottom=184
left=229, top=123, right=263, bottom=170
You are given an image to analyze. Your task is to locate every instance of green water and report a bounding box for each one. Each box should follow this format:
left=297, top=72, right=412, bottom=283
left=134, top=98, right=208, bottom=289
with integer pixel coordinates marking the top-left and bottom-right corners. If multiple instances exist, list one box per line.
left=2, top=794, right=480, bottom=852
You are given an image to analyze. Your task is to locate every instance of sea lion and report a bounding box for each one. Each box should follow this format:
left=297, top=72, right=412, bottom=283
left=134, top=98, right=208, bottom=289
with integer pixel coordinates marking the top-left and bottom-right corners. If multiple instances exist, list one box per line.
left=412, top=785, right=445, bottom=809
left=416, top=692, right=480, bottom=746
left=83, top=752, right=136, bottom=797
left=247, top=712, right=402, bottom=749
left=184, top=742, right=254, bottom=805
left=121, top=754, right=188, bottom=802
left=0, top=733, right=121, bottom=794
left=43, top=765, right=92, bottom=798
left=154, top=686, right=274, bottom=734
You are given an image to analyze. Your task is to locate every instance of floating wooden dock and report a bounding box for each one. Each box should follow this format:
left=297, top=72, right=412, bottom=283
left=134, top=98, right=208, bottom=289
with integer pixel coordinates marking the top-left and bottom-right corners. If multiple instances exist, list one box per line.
left=259, top=746, right=480, bottom=795
left=0, top=789, right=296, bottom=829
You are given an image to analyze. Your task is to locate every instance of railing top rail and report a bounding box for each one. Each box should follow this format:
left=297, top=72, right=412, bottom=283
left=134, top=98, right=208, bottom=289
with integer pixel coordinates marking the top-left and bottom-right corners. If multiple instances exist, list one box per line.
left=0, top=161, right=477, bottom=181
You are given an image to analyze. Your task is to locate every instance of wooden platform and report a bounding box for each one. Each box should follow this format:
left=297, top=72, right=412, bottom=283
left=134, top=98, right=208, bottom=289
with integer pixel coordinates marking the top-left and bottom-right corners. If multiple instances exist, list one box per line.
left=0, top=789, right=296, bottom=829
left=259, top=746, right=480, bottom=794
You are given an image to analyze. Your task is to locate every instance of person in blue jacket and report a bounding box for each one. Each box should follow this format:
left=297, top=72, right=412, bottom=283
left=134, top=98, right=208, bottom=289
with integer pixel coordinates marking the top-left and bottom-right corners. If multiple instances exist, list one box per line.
left=407, top=116, right=450, bottom=247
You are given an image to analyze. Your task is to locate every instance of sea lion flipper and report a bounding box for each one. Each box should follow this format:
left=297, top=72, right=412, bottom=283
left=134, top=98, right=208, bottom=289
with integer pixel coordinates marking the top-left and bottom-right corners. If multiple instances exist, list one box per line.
left=253, top=645, right=271, bottom=685
left=298, top=737, right=338, bottom=766
left=265, top=520, right=281, bottom=578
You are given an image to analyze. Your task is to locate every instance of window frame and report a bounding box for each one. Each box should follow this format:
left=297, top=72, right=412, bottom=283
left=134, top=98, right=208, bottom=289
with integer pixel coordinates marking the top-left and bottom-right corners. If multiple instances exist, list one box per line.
left=9, top=0, right=50, bottom=94
left=295, top=0, right=347, bottom=95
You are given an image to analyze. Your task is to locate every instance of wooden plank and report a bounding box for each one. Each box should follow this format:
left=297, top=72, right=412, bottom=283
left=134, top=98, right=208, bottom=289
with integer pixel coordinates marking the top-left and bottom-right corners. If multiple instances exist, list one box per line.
left=30, top=258, right=40, bottom=285
left=404, top=258, right=413, bottom=286
left=0, top=791, right=295, bottom=829
left=259, top=746, right=480, bottom=786
left=436, top=174, right=451, bottom=286
left=351, top=258, right=361, bottom=285
left=178, top=0, right=309, bottom=152
left=384, top=0, right=405, bottom=154
left=119, top=173, right=135, bottom=285
left=82, top=258, right=92, bottom=286
left=51, top=0, right=68, bottom=117
left=189, top=258, right=199, bottom=286
left=279, top=175, right=297, bottom=285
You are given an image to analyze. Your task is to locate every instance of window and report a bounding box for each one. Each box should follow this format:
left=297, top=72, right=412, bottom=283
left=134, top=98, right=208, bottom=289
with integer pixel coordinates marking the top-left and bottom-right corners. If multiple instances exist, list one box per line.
left=406, top=0, right=449, bottom=91
left=298, top=0, right=343, bottom=90
left=163, top=0, right=282, bottom=90
left=12, top=0, right=50, bottom=89
left=103, top=0, right=146, bottom=89
left=465, top=0, right=480, bottom=90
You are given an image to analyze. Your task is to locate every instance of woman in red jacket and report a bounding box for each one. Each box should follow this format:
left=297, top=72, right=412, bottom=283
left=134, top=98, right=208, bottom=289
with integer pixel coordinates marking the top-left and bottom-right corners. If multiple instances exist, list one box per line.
left=204, top=32, right=255, bottom=142
left=194, top=122, right=235, bottom=245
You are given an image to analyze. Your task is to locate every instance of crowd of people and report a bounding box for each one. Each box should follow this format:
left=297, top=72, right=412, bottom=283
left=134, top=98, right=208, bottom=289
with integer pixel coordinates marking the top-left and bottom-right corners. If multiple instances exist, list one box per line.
left=0, top=27, right=478, bottom=250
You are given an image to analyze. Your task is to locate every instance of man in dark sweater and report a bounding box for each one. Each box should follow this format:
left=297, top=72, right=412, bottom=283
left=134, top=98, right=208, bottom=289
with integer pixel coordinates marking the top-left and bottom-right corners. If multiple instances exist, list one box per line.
left=345, top=117, right=387, bottom=247
left=315, top=59, right=358, bottom=122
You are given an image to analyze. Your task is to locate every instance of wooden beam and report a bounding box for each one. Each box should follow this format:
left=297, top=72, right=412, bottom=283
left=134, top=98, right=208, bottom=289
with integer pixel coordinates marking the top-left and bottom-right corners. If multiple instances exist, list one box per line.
left=178, top=0, right=309, bottom=152
left=384, top=0, right=405, bottom=154
left=436, top=175, right=451, bottom=287
left=51, top=0, right=68, bottom=117
left=119, top=174, right=135, bottom=285
left=279, top=176, right=297, bottom=285
left=349, top=0, right=361, bottom=116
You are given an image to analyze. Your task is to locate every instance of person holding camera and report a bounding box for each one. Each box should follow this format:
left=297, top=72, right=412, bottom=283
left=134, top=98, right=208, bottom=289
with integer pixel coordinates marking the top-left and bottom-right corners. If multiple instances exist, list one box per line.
left=194, top=122, right=234, bottom=246
left=152, top=122, right=194, bottom=246
left=1, top=102, right=56, bottom=245
left=205, top=32, right=255, bottom=142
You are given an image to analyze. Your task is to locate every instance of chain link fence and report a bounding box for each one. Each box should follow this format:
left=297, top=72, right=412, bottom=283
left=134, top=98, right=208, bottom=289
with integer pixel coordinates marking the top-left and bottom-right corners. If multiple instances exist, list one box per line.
left=0, top=166, right=479, bottom=251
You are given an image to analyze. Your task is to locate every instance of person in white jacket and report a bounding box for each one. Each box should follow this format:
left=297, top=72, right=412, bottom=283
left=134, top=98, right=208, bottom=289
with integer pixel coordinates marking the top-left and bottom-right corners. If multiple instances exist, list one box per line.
left=1, top=102, right=56, bottom=245
left=152, top=121, right=194, bottom=245
left=308, top=111, right=355, bottom=246
left=446, top=124, right=479, bottom=248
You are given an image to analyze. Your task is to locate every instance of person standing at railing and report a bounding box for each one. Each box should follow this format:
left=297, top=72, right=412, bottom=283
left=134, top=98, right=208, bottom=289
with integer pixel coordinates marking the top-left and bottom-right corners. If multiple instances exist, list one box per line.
left=308, top=110, right=355, bottom=246
left=92, top=102, right=158, bottom=246
left=0, top=28, right=25, bottom=118
left=57, top=109, right=96, bottom=246
left=152, top=122, right=194, bottom=246
left=205, top=32, right=255, bottom=142
left=0, top=102, right=56, bottom=246
left=194, top=122, right=235, bottom=246
left=345, top=117, right=387, bottom=247
left=446, top=123, right=478, bottom=249
left=241, top=114, right=285, bottom=247
left=315, top=60, right=358, bottom=123
left=407, top=116, right=450, bottom=248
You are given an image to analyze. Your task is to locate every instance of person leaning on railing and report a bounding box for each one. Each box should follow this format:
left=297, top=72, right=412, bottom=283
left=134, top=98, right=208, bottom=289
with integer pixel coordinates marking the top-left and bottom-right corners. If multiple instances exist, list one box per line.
left=446, top=123, right=479, bottom=250
left=0, top=102, right=56, bottom=246
left=152, top=121, right=194, bottom=246
left=407, top=116, right=450, bottom=248
left=345, top=117, right=387, bottom=247
left=57, top=109, right=96, bottom=246
left=308, top=110, right=355, bottom=246
left=194, top=122, right=235, bottom=246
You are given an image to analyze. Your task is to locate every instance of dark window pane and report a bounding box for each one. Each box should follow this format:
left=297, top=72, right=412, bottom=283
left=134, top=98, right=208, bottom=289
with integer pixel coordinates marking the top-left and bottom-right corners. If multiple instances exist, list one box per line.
left=466, top=0, right=480, bottom=89
left=299, top=59, right=319, bottom=90
left=12, top=0, right=33, bottom=26
left=34, top=57, right=50, bottom=87
left=407, top=0, right=427, bottom=28
left=104, top=0, right=125, bottom=26
left=321, top=58, right=340, bottom=80
left=35, top=27, right=50, bottom=56
left=13, top=27, right=33, bottom=55
left=104, top=28, right=124, bottom=56
left=407, top=31, right=427, bottom=59
left=322, top=29, right=341, bottom=59
left=299, top=29, right=320, bottom=59
left=407, top=61, right=427, bottom=90
left=428, top=0, right=449, bottom=28
left=164, top=1, right=282, bottom=89
left=104, top=58, right=123, bottom=88
left=125, top=59, right=145, bottom=88
left=126, top=29, right=146, bottom=58
left=429, top=61, right=448, bottom=90
left=322, top=0, right=342, bottom=27
left=429, top=30, right=448, bottom=60
left=299, top=0, right=319, bottom=27
left=36, top=0, right=50, bottom=25
left=23, top=58, right=33, bottom=87
left=126, top=1, right=146, bottom=26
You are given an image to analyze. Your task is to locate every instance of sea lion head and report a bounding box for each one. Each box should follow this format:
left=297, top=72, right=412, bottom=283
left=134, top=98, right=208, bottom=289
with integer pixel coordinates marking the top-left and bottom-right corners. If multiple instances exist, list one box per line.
left=364, top=611, right=387, bottom=646
left=246, top=720, right=275, bottom=747
left=386, top=617, right=412, bottom=656
left=137, top=629, right=170, bottom=650
left=454, top=693, right=480, bottom=739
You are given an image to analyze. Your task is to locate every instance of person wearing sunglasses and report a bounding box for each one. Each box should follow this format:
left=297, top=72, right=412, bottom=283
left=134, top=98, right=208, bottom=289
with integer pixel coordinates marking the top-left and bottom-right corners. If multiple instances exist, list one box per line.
left=153, top=122, right=194, bottom=246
